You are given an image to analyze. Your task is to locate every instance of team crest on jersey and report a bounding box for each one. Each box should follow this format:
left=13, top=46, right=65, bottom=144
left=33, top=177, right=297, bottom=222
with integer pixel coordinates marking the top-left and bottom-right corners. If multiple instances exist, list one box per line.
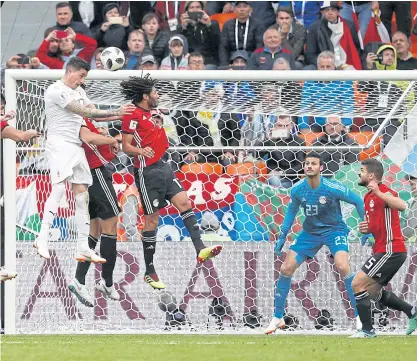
left=260, top=57, right=266, bottom=64
left=153, top=199, right=159, bottom=207
left=319, top=196, right=327, bottom=204
left=370, top=200, right=374, bottom=208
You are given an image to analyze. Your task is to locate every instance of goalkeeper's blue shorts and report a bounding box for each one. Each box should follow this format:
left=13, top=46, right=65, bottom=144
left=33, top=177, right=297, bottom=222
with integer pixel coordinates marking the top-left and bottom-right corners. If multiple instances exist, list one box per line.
left=290, top=230, right=349, bottom=260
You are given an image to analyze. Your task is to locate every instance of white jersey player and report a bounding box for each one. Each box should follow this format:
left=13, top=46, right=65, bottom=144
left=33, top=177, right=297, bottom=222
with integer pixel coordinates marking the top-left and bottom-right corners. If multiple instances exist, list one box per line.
left=35, top=57, right=134, bottom=263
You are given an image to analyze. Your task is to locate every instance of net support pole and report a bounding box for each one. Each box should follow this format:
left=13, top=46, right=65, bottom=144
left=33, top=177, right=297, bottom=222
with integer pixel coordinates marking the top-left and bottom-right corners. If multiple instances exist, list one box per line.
left=4, top=72, right=17, bottom=335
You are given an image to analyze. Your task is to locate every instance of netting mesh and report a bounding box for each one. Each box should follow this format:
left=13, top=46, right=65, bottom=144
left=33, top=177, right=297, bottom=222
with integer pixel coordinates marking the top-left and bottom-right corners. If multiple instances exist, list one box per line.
left=6, top=75, right=417, bottom=334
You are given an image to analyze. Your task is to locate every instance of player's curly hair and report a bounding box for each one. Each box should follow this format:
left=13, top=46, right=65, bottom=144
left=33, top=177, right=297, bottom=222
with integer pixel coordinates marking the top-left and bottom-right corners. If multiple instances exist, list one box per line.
left=119, top=74, right=157, bottom=104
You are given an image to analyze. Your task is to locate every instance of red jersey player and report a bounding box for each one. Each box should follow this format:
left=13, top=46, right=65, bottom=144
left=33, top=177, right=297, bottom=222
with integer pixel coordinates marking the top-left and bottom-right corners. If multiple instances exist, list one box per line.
left=1, top=96, right=39, bottom=281
left=69, top=119, right=121, bottom=307
left=350, top=158, right=417, bottom=338
left=120, top=75, right=222, bottom=290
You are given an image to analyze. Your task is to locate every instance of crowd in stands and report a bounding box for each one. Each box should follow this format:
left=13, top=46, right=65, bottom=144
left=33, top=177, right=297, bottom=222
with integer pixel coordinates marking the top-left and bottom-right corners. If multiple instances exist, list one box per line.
left=3, top=1, right=417, bottom=189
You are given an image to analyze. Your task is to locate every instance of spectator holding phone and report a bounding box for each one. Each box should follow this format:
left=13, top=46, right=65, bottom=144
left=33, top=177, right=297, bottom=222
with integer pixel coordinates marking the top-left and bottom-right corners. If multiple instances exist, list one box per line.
left=179, top=1, right=221, bottom=67
left=1, top=54, right=48, bottom=87
left=53, top=1, right=92, bottom=37
left=93, top=3, right=133, bottom=50
left=36, top=27, right=97, bottom=69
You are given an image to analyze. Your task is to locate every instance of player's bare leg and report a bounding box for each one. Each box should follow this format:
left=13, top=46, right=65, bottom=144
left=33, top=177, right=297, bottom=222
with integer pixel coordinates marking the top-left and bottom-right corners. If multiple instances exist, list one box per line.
left=264, top=250, right=301, bottom=334
left=142, top=212, right=166, bottom=290
left=171, top=191, right=222, bottom=263
left=72, top=184, right=106, bottom=264
left=333, top=251, right=360, bottom=329
left=34, top=182, right=67, bottom=259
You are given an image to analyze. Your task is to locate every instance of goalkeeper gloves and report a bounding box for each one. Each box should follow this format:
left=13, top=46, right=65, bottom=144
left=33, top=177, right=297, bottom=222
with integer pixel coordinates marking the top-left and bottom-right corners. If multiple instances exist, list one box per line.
left=274, top=236, right=286, bottom=256
left=361, top=234, right=374, bottom=247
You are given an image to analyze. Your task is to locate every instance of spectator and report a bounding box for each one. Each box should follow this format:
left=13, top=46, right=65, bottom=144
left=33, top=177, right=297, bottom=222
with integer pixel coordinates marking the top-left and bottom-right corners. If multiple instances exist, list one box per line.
left=219, top=1, right=264, bottom=66
left=364, top=43, right=395, bottom=70
left=91, top=47, right=105, bottom=69
left=271, top=6, right=307, bottom=70
left=248, top=28, right=296, bottom=70
left=272, top=58, right=303, bottom=113
left=223, top=51, right=256, bottom=109
left=403, top=175, right=417, bottom=240
left=93, top=3, right=133, bottom=50
left=1, top=54, right=48, bottom=87
left=127, top=1, right=153, bottom=29
left=53, top=1, right=92, bottom=37
left=37, top=27, right=97, bottom=69
left=154, top=1, right=187, bottom=32
left=380, top=1, right=412, bottom=38
left=188, top=51, right=205, bottom=70
left=257, top=115, right=305, bottom=189
left=299, top=51, right=354, bottom=134
left=123, top=30, right=147, bottom=70
left=248, top=1, right=276, bottom=29
left=358, top=45, right=404, bottom=145
left=179, top=1, right=221, bottom=67
left=392, top=31, right=417, bottom=70
left=137, top=53, right=158, bottom=70
left=160, top=36, right=189, bottom=70
left=142, top=13, right=170, bottom=66
left=43, top=27, right=61, bottom=56
left=340, top=1, right=379, bottom=39
left=278, top=1, right=323, bottom=30
left=313, top=115, right=359, bottom=176
left=306, top=1, right=362, bottom=69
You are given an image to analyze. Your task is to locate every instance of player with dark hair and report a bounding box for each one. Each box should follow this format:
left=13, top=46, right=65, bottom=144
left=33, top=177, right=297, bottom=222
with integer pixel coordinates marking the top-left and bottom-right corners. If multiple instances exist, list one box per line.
left=350, top=158, right=417, bottom=338
left=68, top=117, right=122, bottom=306
left=35, top=56, right=134, bottom=261
left=120, top=75, right=222, bottom=290
left=1, top=95, right=39, bottom=281
left=264, top=152, right=365, bottom=334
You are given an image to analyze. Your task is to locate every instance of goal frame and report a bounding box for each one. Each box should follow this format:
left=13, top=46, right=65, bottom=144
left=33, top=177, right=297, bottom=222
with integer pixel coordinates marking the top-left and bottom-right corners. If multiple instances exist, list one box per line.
left=3, top=69, right=417, bottom=335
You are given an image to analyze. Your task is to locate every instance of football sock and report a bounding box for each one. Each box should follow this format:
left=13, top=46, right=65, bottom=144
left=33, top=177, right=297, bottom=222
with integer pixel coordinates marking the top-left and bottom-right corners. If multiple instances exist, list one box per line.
left=142, top=231, right=156, bottom=274
left=38, top=183, right=65, bottom=242
left=181, top=209, right=205, bottom=254
left=75, top=192, right=90, bottom=251
left=100, top=234, right=117, bottom=287
left=355, top=291, right=373, bottom=331
left=343, top=273, right=358, bottom=317
left=378, top=290, right=413, bottom=318
left=274, top=273, right=292, bottom=319
left=75, top=235, right=98, bottom=285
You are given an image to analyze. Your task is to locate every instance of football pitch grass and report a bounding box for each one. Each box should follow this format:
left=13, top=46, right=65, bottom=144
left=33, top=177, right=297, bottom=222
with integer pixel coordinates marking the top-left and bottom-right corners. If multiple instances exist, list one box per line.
left=1, top=334, right=416, bottom=361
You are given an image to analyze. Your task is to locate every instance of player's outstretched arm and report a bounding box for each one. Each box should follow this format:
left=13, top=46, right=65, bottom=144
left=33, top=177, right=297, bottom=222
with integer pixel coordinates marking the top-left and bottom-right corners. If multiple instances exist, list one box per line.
left=1, top=127, right=40, bottom=142
left=65, top=101, right=135, bottom=119
left=344, top=189, right=365, bottom=220
left=79, top=126, right=119, bottom=151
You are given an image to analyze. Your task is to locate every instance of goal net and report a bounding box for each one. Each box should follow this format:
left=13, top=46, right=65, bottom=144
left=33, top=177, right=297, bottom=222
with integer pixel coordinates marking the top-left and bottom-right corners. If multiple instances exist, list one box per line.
left=3, top=69, right=417, bottom=334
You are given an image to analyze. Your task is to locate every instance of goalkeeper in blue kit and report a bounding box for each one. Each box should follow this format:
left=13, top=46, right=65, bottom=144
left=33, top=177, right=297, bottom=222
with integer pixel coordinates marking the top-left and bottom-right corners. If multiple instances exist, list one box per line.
left=265, top=152, right=365, bottom=334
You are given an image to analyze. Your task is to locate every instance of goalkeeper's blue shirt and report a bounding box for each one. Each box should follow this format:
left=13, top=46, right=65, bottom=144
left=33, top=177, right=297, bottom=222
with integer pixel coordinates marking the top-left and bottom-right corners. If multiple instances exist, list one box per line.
left=280, top=177, right=365, bottom=237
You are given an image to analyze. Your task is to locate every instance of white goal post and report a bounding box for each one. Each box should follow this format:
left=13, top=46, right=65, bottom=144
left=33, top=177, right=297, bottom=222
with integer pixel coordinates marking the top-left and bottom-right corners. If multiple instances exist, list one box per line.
left=3, top=69, right=417, bottom=335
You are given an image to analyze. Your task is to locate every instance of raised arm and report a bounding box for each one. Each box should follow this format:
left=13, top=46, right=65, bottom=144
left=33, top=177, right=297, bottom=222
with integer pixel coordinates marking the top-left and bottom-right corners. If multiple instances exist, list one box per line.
left=367, top=181, right=407, bottom=211
left=65, top=102, right=135, bottom=119
left=1, top=127, right=40, bottom=142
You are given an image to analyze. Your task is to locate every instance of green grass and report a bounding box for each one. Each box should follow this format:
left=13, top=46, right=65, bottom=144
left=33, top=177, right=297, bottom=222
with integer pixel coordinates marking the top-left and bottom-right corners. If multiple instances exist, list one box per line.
left=1, top=334, right=416, bottom=361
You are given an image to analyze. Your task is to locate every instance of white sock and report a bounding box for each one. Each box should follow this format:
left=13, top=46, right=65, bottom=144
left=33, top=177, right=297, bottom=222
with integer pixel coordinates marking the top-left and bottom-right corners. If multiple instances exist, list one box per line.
left=75, top=192, right=90, bottom=251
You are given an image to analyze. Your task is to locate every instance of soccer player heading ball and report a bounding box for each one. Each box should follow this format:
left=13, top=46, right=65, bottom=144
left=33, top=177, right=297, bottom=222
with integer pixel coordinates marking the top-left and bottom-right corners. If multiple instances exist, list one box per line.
left=350, top=158, right=417, bottom=338
left=120, top=75, right=222, bottom=290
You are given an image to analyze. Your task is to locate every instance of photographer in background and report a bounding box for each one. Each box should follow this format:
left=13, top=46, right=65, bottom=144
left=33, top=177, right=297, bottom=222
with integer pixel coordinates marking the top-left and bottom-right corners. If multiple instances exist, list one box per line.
left=1, top=54, right=48, bottom=87
left=365, top=44, right=395, bottom=70
left=179, top=1, right=221, bottom=68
